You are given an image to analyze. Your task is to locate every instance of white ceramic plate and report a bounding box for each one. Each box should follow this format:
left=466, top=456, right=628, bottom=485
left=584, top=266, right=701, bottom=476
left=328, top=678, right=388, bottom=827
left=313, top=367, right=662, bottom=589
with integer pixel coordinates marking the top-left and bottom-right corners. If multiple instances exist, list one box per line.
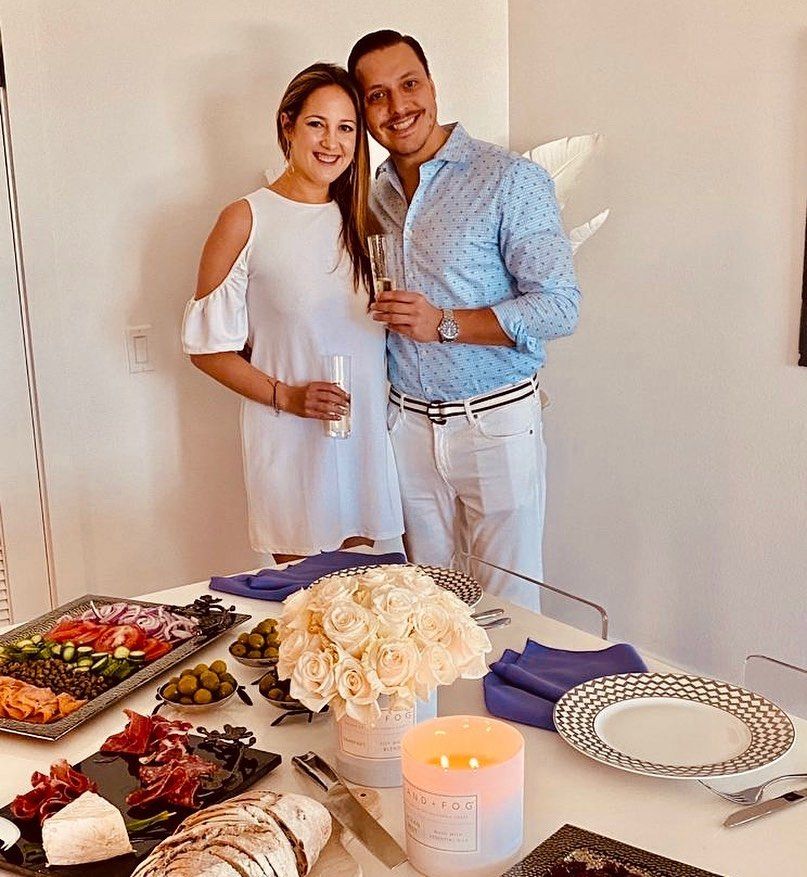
left=553, top=672, right=795, bottom=778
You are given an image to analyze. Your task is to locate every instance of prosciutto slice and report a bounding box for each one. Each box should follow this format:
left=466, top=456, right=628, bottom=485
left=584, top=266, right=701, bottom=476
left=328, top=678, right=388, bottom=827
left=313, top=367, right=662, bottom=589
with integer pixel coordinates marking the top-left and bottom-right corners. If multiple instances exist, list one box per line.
left=10, top=760, right=97, bottom=825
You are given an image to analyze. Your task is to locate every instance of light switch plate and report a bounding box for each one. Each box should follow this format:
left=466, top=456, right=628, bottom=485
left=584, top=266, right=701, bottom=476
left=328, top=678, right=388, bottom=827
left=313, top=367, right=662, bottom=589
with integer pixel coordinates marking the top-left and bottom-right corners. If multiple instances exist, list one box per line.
left=125, top=325, right=154, bottom=373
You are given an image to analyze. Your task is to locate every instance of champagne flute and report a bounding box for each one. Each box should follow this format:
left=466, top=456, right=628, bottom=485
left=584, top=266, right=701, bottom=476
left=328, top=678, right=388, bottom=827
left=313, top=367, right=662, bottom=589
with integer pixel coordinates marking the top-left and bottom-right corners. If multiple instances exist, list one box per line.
left=324, top=354, right=351, bottom=439
left=367, top=234, right=396, bottom=296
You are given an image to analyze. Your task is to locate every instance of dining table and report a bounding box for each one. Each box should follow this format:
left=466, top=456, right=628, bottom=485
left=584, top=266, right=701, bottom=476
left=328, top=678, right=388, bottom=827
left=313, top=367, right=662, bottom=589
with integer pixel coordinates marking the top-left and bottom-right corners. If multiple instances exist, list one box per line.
left=0, top=574, right=803, bottom=877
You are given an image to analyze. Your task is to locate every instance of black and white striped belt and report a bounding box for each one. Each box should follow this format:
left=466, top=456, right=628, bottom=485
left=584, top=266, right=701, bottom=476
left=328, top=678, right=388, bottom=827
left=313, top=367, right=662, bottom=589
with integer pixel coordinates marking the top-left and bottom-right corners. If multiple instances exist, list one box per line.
left=389, top=376, right=539, bottom=425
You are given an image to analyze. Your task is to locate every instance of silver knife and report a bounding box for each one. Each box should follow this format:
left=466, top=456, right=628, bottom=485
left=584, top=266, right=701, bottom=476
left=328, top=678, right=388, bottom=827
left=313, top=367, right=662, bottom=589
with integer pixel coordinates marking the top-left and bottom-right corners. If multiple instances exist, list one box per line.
left=724, top=785, right=807, bottom=828
left=292, top=751, right=408, bottom=868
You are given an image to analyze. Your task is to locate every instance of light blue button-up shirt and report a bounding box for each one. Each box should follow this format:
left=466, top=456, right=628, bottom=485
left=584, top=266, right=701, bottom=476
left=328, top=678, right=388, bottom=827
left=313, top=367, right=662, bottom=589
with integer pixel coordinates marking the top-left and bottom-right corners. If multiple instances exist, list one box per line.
left=372, top=123, right=581, bottom=401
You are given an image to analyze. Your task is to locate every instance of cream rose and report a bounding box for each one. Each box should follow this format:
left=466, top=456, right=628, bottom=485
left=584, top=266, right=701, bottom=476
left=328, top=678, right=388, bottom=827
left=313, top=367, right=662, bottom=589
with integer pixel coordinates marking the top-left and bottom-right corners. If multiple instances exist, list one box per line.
left=371, top=585, right=416, bottom=637
left=414, top=641, right=459, bottom=699
left=322, top=601, right=378, bottom=657
left=412, top=601, right=453, bottom=644
left=367, top=638, right=420, bottom=696
left=279, top=587, right=314, bottom=633
left=447, top=620, right=492, bottom=677
left=334, top=654, right=382, bottom=723
left=277, top=628, right=320, bottom=680
left=307, top=574, right=359, bottom=613
left=290, top=648, right=337, bottom=712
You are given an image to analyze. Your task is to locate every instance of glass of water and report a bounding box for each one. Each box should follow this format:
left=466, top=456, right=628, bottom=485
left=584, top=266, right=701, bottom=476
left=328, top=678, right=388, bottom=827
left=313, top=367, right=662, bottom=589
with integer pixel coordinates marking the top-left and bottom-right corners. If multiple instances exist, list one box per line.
left=324, top=354, right=351, bottom=439
left=367, top=234, right=396, bottom=296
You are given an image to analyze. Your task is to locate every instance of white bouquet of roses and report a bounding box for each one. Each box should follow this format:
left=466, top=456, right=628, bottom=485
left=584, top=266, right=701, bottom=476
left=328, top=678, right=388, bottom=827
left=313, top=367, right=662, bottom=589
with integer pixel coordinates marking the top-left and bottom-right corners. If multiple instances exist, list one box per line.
left=276, top=565, right=492, bottom=725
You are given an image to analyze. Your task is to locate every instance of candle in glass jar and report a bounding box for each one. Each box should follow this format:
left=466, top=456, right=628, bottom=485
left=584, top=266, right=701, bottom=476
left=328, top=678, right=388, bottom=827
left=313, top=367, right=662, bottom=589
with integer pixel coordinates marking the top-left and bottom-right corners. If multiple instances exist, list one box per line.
left=401, top=715, right=524, bottom=877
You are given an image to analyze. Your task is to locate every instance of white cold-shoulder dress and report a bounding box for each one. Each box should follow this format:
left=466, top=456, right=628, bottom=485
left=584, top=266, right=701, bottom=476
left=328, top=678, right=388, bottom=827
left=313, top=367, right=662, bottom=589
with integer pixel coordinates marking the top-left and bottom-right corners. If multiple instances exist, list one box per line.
left=182, top=187, right=403, bottom=554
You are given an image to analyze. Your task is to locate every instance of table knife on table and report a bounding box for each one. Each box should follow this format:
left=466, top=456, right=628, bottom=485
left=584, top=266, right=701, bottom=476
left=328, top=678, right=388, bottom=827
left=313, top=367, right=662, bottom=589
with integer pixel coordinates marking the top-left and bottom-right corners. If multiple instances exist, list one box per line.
left=724, top=786, right=807, bottom=828
left=292, top=751, right=408, bottom=868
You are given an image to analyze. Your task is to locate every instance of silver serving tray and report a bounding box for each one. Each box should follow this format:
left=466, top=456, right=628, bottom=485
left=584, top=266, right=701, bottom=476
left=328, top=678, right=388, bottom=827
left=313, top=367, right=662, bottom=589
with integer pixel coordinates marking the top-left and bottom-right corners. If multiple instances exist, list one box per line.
left=0, top=594, right=250, bottom=740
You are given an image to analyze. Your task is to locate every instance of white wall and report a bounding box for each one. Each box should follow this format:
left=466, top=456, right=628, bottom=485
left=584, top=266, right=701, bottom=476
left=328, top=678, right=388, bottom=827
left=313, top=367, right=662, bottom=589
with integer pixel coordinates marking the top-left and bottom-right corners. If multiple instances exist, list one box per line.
left=0, top=1, right=508, bottom=605
left=509, top=1, right=807, bottom=681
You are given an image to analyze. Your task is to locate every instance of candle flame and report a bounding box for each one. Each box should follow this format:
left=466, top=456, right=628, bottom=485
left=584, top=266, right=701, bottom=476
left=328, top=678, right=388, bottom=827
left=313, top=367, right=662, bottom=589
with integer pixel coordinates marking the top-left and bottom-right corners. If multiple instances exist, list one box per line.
left=469, top=757, right=480, bottom=770
left=440, top=754, right=450, bottom=770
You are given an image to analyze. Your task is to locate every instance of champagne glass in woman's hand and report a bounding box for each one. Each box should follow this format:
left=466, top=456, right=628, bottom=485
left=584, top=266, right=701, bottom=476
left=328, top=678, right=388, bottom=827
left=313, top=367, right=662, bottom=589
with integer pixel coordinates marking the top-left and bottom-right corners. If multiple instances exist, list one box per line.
left=323, top=355, right=351, bottom=438
left=276, top=379, right=348, bottom=422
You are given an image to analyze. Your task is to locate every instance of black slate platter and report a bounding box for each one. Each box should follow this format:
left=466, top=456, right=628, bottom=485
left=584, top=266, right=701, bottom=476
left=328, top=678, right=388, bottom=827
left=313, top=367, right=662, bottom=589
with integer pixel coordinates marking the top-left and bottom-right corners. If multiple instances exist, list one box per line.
left=0, top=733, right=282, bottom=876
left=502, top=824, right=723, bottom=877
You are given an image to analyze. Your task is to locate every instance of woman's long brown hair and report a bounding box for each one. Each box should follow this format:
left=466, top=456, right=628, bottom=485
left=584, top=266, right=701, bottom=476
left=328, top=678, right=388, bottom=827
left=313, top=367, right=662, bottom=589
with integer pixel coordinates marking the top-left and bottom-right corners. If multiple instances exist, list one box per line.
left=276, top=63, right=378, bottom=297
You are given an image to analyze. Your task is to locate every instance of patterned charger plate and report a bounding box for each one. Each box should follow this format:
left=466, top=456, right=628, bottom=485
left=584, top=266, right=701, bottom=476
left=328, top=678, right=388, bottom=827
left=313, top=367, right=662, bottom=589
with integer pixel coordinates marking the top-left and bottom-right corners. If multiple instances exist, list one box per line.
left=553, top=672, right=795, bottom=779
left=310, top=563, right=482, bottom=607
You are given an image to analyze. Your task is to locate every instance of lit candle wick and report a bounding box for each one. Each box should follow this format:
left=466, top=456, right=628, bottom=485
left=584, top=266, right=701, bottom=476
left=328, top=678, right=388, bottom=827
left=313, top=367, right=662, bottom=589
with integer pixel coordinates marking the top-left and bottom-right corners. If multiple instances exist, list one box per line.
left=440, top=754, right=450, bottom=770
left=469, top=757, right=480, bottom=770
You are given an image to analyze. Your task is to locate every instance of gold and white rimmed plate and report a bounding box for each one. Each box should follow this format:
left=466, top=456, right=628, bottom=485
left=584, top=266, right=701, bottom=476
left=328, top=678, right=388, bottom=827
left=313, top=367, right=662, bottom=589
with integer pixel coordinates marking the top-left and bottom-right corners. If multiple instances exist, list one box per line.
left=311, top=563, right=483, bottom=607
left=553, top=672, right=795, bottom=779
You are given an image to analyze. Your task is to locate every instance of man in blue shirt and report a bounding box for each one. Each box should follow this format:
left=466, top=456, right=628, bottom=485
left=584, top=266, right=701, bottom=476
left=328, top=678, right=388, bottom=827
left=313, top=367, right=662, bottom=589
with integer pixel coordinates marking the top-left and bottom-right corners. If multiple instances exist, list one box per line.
left=348, top=30, right=581, bottom=609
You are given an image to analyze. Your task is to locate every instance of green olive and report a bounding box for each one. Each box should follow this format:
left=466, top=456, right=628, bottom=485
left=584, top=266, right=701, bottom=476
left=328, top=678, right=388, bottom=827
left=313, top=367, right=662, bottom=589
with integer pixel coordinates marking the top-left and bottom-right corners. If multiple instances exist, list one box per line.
left=178, top=675, right=198, bottom=695
left=209, top=660, right=227, bottom=676
left=163, top=683, right=179, bottom=701
left=219, top=681, right=234, bottom=698
left=193, top=688, right=213, bottom=705
left=200, top=671, right=220, bottom=691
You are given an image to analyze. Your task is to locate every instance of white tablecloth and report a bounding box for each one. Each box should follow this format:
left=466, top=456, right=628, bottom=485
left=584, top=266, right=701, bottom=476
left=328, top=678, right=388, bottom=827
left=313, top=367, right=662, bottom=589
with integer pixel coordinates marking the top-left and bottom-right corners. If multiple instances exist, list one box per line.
left=0, top=580, right=803, bottom=876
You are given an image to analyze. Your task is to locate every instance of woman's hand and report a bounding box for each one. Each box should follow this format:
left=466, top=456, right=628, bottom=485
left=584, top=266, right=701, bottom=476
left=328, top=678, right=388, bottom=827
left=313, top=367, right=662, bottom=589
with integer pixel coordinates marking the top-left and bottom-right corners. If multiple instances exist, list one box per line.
left=276, top=382, right=349, bottom=420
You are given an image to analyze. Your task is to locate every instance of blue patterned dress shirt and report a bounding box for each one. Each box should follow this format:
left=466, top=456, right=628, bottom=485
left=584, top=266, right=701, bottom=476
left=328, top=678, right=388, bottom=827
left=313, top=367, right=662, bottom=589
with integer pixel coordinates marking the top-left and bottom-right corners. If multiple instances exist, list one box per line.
left=371, top=123, right=581, bottom=401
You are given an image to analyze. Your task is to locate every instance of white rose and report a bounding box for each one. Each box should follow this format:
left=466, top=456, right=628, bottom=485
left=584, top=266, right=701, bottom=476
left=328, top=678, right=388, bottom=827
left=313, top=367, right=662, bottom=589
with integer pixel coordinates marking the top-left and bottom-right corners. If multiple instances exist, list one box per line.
left=290, top=648, right=337, bottom=712
left=334, top=654, right=382, bottom=723
left=414, top=641, right=459, bottom=700
left=371, top=586, right=416, bottom=637
left=366, top=638, right=420, bottom=696
left=412, top=601, right=453, bottom=644
left=392, top=566, right=438, bottom=595
left=279, top=587, right=314, bottom=633
left=322, top=600, right=378, bottom=657
left=448, top=620, right=492, bottom=677
left=309, top=574, right=358, bottom=612
left=356, top=568, right=394, bottom=590
left=277, top=628, right=320, bottom=680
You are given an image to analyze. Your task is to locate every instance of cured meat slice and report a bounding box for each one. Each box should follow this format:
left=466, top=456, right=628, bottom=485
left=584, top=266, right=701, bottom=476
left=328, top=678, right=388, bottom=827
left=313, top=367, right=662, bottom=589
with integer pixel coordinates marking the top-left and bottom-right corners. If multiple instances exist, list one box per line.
left=11, top=760, right=97, bottom=825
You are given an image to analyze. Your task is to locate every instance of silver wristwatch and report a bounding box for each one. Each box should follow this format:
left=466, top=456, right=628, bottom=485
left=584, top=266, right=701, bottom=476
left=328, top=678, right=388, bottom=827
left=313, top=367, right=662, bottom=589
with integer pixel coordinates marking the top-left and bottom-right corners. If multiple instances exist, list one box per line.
left=437, top=308, right=459, bottom=342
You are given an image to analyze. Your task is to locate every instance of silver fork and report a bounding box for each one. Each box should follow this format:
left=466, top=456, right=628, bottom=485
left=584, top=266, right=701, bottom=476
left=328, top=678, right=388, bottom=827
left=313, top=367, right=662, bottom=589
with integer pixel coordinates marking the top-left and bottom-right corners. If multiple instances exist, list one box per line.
left=698, top=773, right=807, bottom=805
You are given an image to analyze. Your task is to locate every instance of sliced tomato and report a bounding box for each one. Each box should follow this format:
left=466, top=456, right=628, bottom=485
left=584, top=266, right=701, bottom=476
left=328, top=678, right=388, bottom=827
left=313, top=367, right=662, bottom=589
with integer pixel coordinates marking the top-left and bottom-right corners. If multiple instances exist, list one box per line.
left=93, top=624, right=147, bottom=654
left=47, top=619, right=104, bottom=644
left=141, top=638, right=172, bottom=662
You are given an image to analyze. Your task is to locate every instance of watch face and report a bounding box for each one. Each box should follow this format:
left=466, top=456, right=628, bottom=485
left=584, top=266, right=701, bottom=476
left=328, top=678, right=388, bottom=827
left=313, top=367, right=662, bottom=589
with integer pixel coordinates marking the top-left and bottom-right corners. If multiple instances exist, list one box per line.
left=439, top=316, right=459, bottom=342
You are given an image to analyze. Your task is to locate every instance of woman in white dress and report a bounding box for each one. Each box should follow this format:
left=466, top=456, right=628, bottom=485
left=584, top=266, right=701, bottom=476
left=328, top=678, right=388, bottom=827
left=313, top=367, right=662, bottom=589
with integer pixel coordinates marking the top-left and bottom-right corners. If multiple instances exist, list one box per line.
left=182, top=64, right=403, bottom=563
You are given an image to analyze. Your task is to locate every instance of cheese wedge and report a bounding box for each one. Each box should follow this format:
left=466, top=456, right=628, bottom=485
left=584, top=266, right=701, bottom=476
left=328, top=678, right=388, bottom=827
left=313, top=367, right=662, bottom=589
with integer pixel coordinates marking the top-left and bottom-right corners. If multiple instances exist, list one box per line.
left=41, top=790, right=134, bottom=866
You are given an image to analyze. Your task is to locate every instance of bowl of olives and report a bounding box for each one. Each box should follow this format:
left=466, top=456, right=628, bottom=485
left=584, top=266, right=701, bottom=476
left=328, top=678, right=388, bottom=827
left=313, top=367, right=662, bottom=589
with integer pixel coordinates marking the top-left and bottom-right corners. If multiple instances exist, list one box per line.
left=228, top=618, right=281, bottom=667
left=157, top=660, right=245, bottom=713
left=256, top=665, right=303, bottom=710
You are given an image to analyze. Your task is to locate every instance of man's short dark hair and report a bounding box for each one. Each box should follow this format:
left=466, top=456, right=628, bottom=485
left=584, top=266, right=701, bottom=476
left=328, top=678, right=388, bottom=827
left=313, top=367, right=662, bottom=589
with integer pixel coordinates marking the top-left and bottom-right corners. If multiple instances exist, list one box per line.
left=348, top=30, right=430, bottom=80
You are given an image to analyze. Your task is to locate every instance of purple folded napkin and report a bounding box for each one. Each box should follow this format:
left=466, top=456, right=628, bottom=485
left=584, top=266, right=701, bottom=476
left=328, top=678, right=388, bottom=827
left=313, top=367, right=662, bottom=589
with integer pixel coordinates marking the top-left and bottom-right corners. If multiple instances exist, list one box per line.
left=208, top=550, right=407, bottom=602
left=483, top=638, right=647, bottom=731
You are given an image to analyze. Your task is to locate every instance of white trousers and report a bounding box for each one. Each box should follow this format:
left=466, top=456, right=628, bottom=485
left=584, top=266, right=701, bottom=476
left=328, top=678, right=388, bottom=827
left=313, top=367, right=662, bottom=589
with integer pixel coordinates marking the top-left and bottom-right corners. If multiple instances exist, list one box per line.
left=387, top=383, right=546, bottom=611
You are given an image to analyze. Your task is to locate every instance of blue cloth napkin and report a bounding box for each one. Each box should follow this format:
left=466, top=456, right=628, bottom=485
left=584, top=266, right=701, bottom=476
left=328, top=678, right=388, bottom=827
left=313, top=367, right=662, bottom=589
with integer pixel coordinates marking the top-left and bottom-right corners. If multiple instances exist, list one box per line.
left=208, top=550, right=407, bottom=602
left=483, top=638, right=647, bottom=731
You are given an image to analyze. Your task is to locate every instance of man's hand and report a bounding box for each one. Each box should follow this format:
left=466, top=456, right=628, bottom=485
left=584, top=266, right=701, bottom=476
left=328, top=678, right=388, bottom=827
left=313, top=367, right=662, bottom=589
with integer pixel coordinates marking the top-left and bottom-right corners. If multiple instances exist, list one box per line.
left=370, top=290, right=442, bottom=342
